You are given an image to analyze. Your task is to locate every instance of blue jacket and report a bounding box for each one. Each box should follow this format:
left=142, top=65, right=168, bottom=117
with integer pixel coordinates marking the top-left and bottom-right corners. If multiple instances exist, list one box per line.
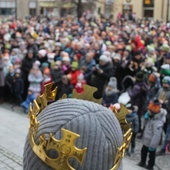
left=126, top=111, right=139, bottom=134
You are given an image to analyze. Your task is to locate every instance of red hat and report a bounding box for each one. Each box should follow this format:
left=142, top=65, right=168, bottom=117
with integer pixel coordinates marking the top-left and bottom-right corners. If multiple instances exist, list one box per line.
left=148, top=99, right=161, bottom=114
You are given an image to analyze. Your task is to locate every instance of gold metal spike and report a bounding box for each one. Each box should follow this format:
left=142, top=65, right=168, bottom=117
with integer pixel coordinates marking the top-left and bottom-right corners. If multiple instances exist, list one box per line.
left=72, top=84, right=102, bottom=104
left=44, top=82, right=57, bottom=101
left=111, top=129, right=132, bottom=170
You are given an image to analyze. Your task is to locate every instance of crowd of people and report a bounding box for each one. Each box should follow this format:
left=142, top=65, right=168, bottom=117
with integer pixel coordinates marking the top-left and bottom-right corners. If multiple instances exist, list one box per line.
left=0, top=12, right=170, bottom=169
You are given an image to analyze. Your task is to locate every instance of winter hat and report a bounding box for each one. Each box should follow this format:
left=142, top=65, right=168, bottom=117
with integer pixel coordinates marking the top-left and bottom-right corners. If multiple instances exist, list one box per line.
left=23, top=98, right=123, bottom=170
left=108, top=77, right=117, bottom=89
left=126, top=102, right=134, bottom=110
left=71, top=61, right=79, bottom=69
left=160, top=44, right=170, bottom=52
left=135, top=71, right=144, bottom=82
left=160, top=64, right=170, bottom=76
left=148, top=99, right=161, bottom=114
left=113, top=53, right=121, bottom=60
left=148, top=73, right=157, bottom=83
left=34, top=60, right=41, bottom=67
left=162, top=76, right=170, bottom=85
left=99, top=55, right=109, bottom=63
left=77, top=73, right=84, bottom=80
left=62, top=56, right=70, bottom=62
left=38, top=49, right=47, bottom=57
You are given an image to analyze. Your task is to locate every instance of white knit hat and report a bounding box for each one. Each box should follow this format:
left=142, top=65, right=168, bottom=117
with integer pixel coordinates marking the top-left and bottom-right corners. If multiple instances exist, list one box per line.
left=99, top=55, right=109, bottom=63
left=108, top=77, right=117, bottom=89
left=38, top=49, right=47, bottom=57
left=23, top=98, right=123, bottom=170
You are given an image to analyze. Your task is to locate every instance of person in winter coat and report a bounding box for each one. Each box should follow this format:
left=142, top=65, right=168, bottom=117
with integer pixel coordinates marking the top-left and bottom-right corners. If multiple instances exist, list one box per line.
left=138, top=99, right=167, bottom=170
left=0, top=52, right=5, bottom=103
left=28, top=62, right=43, bottom=96
left=21, top=50, right=36, bottom=100
left=80, top=52, right=96, bottom=84
left=41, top=67, right=52, bottom=94
left=102, top=77, right=119, bottom=107
left=128, top=71, right=148, bottom=132
left=67, top=61, right=81, bottom=87
left=75, top=73, right=86, bottom=94
left=156, top=76, right=170, bottom=155
left=126, top=102, right=139, bottom=156
left=146, top=73, right=161, bottom=106
left=56, top=75, right=73, bottom=99
left=13, top=69, right=24, bottom=105
left=21, top=88, right=36, bottom=113
left=51, top=62, right=63, bottom=89
left=91, top=55, right=113, bottom=99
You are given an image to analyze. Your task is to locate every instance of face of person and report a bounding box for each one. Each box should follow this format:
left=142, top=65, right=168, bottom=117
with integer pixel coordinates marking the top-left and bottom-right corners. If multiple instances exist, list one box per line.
left=99, top=60, right=106, bottom=66
left=28, top=52, right=34, bottom=58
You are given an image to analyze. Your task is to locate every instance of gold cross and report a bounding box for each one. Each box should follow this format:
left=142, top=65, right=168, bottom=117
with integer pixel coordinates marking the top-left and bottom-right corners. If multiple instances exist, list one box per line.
left=45, top=128, right=87, bottom=170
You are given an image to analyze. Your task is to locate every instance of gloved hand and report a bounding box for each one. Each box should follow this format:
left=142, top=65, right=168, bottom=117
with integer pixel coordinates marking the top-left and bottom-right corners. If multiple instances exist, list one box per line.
left=148, top=147, right=156, bottom=151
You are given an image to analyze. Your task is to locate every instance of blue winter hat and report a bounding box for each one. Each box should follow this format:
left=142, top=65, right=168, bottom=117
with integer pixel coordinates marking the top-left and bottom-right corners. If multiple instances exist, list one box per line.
left=162, top=76, right=170, bottom=85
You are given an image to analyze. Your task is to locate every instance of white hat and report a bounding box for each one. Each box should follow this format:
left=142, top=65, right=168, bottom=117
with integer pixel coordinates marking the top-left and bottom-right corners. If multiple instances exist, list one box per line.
left=34, top=60, right=41, bottom=66
left=47, top=53, right=55, bottom=59
left=38, top=49, right=47, bottom=57
left=113, top=54, right=121, bottom=60
left=99, top=55, right=109, bottom=63
left=62, top=56, right=70, bottom=62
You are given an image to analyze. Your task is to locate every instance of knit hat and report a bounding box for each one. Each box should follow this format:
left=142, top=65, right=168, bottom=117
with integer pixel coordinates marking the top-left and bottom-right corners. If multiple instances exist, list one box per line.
left=148, top=99, right=161, bottom=114
left=71, top=61, right=79, bottom=69
left=38, top=49, right=47, bottom=57
left=113, top=53, right=121, bottom=60
left=126, top=102, right=134, bottom=110
left=23, top=98, right=123, bottom=170
left=160, top=64, right=170, bottom=76
left=148, top=73, right=157, bottom=83
left=99, top=55, right=109, bottom=63
left=135, top=71, right=144, bottom=82
left=162, top=76, right=170, bottom=85
left=108, top=77, right=117, bottom=89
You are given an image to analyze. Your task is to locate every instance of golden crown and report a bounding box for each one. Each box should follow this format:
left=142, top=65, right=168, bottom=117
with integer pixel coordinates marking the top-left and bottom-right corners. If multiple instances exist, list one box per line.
left=28, top=82, right=132, bottom=170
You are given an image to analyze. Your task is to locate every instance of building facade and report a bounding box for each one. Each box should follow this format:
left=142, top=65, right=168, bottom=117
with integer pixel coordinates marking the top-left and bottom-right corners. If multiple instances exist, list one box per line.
left=0, top=0, right=170, bottom=22
left=113, top=0, right=170, bottom=21
left=0, top=0, right=38, bottom=19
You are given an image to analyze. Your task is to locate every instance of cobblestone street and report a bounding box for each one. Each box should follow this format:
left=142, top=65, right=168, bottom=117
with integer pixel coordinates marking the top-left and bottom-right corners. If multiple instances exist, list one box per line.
left=0, top=146, right=22, bottom=170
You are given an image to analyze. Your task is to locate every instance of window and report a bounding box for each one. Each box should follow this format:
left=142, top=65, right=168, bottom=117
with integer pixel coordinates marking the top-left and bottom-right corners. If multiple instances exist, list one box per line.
left=144, top=9, right=154, bottom=18
left=0, top=8, right=13, bottom=15
left=143, top=0, right=154, bottom=7
left=30, top=8, right=36, bottom=16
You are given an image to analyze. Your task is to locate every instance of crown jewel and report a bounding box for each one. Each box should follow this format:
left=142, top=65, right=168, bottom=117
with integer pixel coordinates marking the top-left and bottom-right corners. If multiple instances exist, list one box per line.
left=28, top=82, right=132, bottom=170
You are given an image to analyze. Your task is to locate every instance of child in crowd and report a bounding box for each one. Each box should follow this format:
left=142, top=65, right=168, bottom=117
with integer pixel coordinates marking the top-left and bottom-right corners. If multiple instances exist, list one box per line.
left=102, top=77, right=119, bottom=107
left=126, top=102, right=139, bottom=156
left=21, top=88, right=36, bottom=114
left=138, top=99, right=167, bottom=170
left=75, top=73, right=86, bottom=93
left=56, top=75, right=73, bottom=99
left=41, top=67, right=52, bottom=94
left=13, top=68, right=23, bottom=105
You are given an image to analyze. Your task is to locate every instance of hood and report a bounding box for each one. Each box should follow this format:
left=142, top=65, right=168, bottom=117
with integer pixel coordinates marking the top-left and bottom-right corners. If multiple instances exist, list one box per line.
left=153, top=108, right=167, bottom=123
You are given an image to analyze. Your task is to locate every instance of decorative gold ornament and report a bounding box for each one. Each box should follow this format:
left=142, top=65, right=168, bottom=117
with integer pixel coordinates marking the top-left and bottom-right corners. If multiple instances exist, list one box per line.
left=110, top=104, right=133, bottom=170
left=28, top=83, right=132, bottom=170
